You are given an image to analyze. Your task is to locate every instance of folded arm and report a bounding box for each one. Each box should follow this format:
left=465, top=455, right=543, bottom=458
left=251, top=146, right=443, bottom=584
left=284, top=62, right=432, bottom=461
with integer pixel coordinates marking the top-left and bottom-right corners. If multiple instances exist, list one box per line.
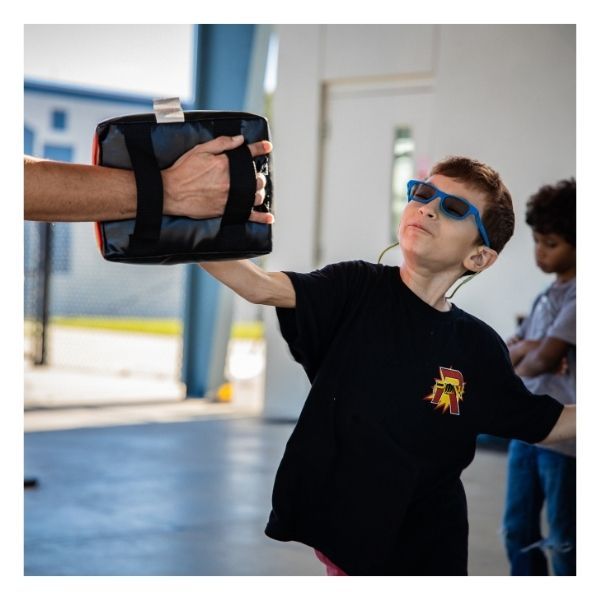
left=198, top=260, right=295, bottom=308
left=513, top=336, right=570, bottom=377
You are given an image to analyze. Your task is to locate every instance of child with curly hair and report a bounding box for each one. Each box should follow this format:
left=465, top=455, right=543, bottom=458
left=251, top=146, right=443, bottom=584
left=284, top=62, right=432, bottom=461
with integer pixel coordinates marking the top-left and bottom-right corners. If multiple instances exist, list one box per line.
left=502, top=178, right=576, bottom=575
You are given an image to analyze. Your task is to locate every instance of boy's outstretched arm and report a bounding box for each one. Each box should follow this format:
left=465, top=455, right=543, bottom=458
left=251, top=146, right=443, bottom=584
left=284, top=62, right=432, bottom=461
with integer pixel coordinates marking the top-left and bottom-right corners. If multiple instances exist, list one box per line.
left=198, top=260, right=295, bottom=308
left=539, top=405, right=575, bottom=445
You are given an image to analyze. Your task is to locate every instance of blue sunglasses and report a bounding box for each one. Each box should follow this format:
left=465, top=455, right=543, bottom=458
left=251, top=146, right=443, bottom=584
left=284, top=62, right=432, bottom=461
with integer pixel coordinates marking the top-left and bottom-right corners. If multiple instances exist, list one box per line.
left=406, top=179, right=491, bottom=248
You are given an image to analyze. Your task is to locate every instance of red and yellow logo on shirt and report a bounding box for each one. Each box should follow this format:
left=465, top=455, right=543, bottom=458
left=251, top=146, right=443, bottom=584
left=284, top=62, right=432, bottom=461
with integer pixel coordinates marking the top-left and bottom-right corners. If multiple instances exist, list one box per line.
left=424, top=367, right=465, bottom=416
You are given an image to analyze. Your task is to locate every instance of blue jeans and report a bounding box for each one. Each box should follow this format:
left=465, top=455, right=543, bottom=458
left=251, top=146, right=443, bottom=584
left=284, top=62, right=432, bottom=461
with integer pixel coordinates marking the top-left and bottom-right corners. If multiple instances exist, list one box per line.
left=502, top=440, right=576, bottom=575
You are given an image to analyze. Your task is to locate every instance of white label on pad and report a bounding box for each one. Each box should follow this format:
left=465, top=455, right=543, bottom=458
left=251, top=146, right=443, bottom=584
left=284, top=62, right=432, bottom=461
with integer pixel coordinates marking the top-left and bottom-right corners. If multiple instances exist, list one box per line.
left=153, top=97, right=185, bottom=123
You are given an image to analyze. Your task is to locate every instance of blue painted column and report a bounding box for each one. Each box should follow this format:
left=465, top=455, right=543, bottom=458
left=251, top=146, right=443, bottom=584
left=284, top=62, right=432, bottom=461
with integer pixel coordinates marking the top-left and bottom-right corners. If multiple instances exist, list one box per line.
left=182, top=24, right=256, bottom=397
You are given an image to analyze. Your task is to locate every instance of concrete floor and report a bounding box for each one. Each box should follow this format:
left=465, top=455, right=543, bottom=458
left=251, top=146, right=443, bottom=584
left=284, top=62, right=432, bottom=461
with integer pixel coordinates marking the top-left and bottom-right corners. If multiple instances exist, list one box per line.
left=24, top=414, right=512, bottom=576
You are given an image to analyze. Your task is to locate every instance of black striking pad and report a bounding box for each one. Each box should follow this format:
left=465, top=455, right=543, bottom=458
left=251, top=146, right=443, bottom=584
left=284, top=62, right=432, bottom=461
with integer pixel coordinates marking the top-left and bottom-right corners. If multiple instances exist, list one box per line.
left=93, top=111, right=273, bottom=265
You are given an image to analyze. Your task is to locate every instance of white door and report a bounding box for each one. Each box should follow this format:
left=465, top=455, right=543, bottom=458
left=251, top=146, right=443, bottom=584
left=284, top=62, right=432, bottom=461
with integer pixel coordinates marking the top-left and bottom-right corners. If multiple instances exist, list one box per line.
left=319, top=82, right=434, bottom=266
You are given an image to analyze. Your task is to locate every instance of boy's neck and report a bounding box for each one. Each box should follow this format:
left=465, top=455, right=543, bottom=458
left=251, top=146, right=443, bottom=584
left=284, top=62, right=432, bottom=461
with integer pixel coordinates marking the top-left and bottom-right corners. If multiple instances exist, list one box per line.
left=399, top=264, right=454, bottom=312
left=555, top=267, right=576, bottom=284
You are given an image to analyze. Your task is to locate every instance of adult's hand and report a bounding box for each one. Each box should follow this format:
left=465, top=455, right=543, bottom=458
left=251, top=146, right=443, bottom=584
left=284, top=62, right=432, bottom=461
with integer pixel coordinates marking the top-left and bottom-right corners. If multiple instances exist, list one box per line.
left=162, top=135, right=274, bottom=224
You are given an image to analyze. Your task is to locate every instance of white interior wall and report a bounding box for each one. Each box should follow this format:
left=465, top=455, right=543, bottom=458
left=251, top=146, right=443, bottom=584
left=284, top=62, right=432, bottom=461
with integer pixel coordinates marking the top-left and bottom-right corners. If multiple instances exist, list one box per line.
left=430, top=25, right=575, bottom=328
left=263, top=24, right=575, bottom=420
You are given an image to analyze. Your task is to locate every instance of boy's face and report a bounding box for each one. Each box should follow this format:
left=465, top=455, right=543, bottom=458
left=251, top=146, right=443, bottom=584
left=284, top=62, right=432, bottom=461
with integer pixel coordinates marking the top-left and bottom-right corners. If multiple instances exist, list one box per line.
left=397, top=174, right=492, bottom=276
left=532, top=231, right=576, bottom=275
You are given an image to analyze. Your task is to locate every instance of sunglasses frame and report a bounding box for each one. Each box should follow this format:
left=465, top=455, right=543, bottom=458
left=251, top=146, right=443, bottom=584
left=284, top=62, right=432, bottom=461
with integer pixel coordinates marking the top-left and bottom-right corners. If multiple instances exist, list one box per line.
left=406, top=179, right=491, bottom=248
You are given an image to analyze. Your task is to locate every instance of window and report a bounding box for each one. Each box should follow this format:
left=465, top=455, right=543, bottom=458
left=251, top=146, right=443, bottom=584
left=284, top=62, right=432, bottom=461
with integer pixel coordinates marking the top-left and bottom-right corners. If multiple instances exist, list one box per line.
left=390, top=127, right=415, bottom=242
left=24, top=125, right=35, bottom=154
left=49, top=223, right=72, bottom=274
left=51, top=109, right=67, bottom=130
left=43, top=143, right=73, bottom=163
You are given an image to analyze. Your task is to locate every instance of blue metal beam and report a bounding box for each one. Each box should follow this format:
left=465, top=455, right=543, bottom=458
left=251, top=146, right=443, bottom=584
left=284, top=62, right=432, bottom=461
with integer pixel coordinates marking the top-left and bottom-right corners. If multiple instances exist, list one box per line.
left=182, top=24, right=256, bottom=398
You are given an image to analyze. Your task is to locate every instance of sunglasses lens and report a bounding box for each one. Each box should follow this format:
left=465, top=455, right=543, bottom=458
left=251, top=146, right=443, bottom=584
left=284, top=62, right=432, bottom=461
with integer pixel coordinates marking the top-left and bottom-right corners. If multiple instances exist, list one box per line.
left=410, top=182, right=436, bottom=201
left=442, top=196, right=470, bottom=218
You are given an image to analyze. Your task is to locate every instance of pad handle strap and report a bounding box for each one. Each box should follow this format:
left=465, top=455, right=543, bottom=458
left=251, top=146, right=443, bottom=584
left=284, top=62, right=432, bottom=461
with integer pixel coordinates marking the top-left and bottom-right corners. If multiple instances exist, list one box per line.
left=220, top=144, right=256, bottom=226
left=123, top=125, right=163, bottom=251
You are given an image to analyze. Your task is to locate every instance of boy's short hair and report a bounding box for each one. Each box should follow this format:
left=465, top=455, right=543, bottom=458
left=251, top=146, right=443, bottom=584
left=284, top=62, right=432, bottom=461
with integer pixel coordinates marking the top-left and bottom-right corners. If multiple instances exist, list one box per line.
left=430, top=156, right=515, bottom=277
left=525, top=178, right=576, bottom=247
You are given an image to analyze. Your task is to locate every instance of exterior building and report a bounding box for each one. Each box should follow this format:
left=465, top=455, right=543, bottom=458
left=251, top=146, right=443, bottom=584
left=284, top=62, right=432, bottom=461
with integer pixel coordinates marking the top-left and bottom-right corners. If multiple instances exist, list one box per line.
left=24, top=79, right=188, bottom=318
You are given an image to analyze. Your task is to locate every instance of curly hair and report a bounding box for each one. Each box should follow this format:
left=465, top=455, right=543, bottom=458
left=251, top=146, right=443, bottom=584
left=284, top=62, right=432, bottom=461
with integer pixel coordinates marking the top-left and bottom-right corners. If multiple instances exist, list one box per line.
left=525, top=178, right=576, bottom=247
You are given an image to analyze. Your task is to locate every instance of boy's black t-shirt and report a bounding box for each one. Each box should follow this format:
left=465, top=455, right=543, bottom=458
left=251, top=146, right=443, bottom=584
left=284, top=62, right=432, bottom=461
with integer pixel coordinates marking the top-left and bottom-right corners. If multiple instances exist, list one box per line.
left=264, top=261, right=563, bottom=575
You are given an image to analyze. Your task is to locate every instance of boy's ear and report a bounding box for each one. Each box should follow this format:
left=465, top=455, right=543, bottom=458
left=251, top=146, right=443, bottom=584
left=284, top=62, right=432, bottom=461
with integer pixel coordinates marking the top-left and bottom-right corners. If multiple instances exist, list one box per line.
left=463, top=246, right=498, bottom=273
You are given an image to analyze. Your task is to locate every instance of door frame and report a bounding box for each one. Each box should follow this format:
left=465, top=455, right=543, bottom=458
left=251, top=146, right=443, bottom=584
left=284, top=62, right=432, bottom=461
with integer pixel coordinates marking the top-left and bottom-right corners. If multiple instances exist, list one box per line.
left=315, top=75, right=435, bottom=265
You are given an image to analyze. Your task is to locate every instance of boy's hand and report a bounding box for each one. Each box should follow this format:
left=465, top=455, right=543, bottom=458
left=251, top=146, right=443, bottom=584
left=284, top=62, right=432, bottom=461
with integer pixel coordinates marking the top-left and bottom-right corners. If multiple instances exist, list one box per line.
left=555, top=356, right=569, bottom=375
left=506, top=335, right=522, bottom=347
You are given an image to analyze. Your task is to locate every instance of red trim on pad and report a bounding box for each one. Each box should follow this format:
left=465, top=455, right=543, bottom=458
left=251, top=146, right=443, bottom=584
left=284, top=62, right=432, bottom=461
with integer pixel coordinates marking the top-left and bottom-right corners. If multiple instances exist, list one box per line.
left=91, top=133, right=104, bottom=254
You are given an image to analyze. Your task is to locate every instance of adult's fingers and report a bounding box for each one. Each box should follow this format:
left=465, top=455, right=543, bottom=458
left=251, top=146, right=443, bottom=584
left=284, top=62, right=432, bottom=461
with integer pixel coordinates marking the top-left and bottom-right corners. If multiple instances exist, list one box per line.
left=256, top=173, right=267, bottom=191
left=250, top=172, right=271, bottom=222
left=194, top=135, right=246, bottom=155
left=248, top=210, right=275, bottom=225
left=194, top=135, right=273, bottom=158
left=254, top=174, right=267, bottom=205
left=248, top=140, right=273, bottom=158
left=192, top=136, right=272, bottom=159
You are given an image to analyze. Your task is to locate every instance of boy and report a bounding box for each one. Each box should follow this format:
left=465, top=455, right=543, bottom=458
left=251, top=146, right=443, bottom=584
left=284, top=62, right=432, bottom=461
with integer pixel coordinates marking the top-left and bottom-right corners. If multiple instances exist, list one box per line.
left=502, top=179, right=576, bottom=576
left=199, top=155, right=575, bottom=575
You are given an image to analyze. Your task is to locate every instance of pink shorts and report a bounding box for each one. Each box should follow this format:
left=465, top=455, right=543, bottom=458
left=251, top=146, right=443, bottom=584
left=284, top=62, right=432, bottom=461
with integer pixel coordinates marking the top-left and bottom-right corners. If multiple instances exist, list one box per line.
left=314, top=549, right=348, bottom=576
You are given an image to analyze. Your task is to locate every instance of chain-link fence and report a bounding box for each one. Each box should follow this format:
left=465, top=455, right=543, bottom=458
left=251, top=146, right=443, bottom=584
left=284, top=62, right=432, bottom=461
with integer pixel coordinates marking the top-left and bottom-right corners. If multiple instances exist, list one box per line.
left=24, top=219, right=186, bottom=406
left=24, top=222, right=52, bottom=365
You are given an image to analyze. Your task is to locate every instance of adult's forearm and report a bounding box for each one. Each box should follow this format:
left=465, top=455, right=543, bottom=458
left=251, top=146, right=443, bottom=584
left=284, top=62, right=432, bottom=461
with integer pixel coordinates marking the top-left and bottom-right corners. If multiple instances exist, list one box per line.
left=24, top=156, right=138, bottom=221
left=23, top=156, right=205, bottom=222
